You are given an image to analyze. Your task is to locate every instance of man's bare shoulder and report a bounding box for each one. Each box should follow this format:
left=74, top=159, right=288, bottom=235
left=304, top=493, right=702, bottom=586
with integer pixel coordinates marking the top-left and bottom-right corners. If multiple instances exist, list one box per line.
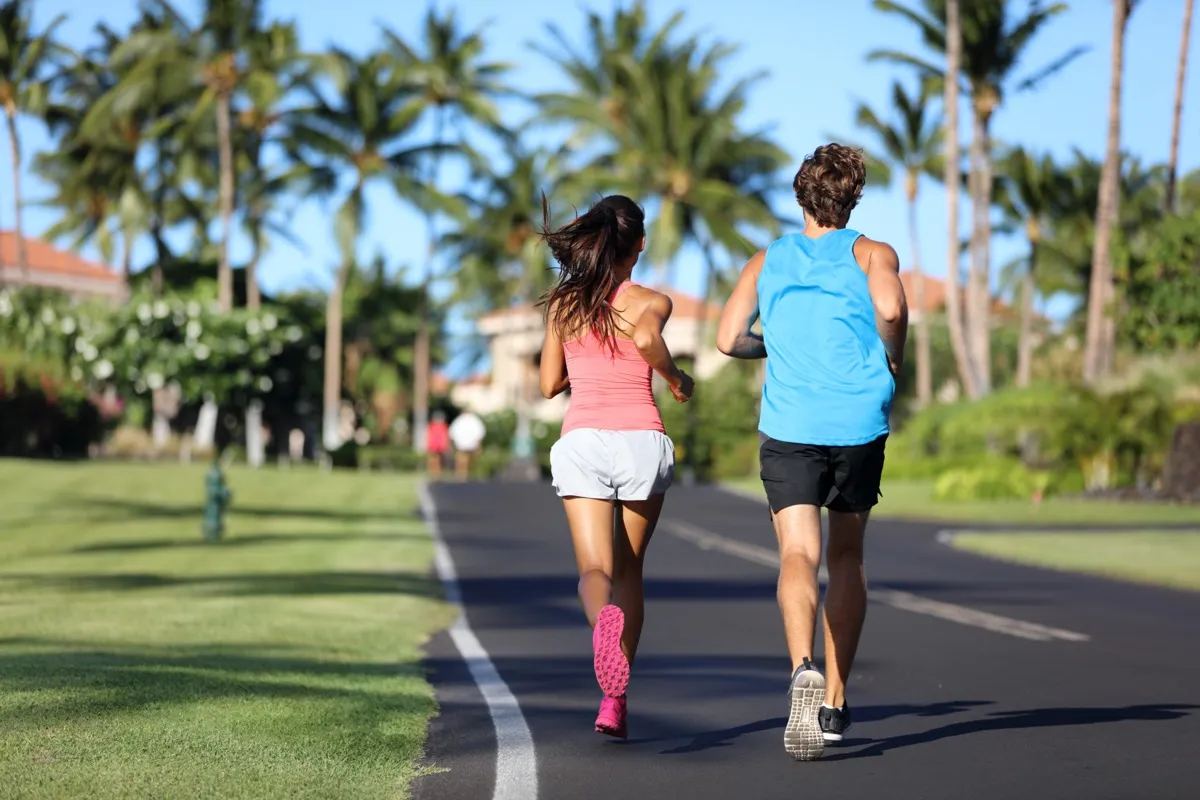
left=852, top=235, right=899, bottom=273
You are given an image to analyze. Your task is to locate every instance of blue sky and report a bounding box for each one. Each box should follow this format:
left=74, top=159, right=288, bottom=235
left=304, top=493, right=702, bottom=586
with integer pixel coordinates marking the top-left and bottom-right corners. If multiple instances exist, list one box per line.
left=17, top=0, right=1199, bottom=372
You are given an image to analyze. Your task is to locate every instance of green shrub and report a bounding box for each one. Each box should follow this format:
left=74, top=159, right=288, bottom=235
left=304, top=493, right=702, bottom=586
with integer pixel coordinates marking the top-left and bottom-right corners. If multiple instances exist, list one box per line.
left=897, top=381, right=1181, bottom=491
left=659, top=361, right=761, bottom=481
left=0, top=351, right=108, bottom=459
left=473, top=447, right=512, bottom=480
left=329, top=441, right=358, bottom=469
left=357, top=443, right=423, bottom=472
left=933, top=459, right=1054, bottom=502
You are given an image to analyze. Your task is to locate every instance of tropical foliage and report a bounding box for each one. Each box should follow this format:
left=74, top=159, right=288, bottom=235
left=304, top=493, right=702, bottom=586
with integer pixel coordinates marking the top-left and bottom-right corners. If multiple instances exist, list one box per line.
left=0, top=0, right=1197, bottom=484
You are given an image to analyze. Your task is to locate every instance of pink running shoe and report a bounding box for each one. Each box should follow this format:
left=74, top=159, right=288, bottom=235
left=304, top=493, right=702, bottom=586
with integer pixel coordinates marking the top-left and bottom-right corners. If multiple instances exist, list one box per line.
left=595, top=695, right=628, bottom=739
left=592, top=605, right=630, bottom=697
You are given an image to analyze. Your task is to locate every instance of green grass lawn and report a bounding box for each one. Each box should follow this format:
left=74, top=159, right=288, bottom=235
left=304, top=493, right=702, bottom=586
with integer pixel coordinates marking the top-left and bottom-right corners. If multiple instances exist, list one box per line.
left=0, top=460, right=453, bottom=800
left=723, top=476, right=1200, bottom=526
left=952, top=531, right=1200, bottom=592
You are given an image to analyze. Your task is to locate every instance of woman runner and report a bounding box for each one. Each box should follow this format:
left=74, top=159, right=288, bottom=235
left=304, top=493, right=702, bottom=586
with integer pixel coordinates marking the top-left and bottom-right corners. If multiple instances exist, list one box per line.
left=538, top=194, right=694, bottom=739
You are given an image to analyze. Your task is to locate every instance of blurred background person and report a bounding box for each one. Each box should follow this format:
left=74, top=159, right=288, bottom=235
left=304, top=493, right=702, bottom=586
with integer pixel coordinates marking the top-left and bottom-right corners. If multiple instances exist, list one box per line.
left=449, top=410, right=486, bottom=480
left=426, top=410, right=450, bottom=478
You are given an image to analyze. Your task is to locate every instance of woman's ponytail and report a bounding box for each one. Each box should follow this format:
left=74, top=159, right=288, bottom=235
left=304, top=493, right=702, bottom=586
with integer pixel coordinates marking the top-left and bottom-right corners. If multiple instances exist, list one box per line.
left=539, top=194, right=645, bottom=350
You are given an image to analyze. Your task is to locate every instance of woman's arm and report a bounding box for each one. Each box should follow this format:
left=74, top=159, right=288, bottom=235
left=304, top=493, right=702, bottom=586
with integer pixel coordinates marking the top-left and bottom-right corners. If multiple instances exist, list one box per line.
left=632, top=292, right=693, bottom=402
left=539, top=309, right=570, bottom=399
left=716, top=250, right=767, bottom=359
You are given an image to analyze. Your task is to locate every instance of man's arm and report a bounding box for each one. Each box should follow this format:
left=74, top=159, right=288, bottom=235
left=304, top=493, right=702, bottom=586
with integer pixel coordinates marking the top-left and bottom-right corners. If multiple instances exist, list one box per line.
left=716, top=250, right=767, bottom=359
left=861, top=239, right=908, bottom=377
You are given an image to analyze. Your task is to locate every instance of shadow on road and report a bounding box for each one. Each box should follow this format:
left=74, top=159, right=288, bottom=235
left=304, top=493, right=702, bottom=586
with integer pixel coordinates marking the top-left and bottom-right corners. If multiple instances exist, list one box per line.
left=626, top=700, right=996, bottom=754
left=825, top=703, right=1198, bottom=760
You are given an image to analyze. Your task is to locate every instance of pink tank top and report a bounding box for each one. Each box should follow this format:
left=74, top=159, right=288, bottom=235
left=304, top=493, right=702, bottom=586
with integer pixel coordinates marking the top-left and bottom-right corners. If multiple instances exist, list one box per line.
left=561, top=281, right=664, bottom=435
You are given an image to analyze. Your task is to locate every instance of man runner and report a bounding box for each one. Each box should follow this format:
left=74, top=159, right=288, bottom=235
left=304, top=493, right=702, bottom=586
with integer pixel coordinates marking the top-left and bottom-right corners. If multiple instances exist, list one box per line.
left=716, top=143, right=908, bottom=761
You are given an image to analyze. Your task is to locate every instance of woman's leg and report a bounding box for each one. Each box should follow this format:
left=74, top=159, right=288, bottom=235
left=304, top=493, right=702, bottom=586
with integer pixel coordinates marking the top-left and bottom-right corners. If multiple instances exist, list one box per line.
left=612, top=493, right=665, bottom=662
left=563, top=496, right=617, bottom=626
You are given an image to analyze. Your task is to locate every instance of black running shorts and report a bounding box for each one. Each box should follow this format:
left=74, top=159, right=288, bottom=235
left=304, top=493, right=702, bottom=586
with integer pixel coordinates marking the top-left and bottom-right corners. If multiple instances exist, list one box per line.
left=759, top=432, right=887, bottom=514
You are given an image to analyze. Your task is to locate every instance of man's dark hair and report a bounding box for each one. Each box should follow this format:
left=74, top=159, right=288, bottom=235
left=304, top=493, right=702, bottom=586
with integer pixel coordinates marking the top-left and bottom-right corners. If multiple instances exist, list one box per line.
left=792, top=144, right=866, bottom=228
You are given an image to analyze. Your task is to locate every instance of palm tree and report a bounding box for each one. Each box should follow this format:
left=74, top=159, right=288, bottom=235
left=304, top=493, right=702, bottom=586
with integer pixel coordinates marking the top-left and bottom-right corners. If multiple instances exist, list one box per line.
left=443, top=144, right=563, bottom=475
left=1083, top=0, right=1138, bottom=385
left=194, top=0, right=271, bottom=313
left=37, top=37, right=143, bottom=277
left=1167, top=0, right=1194, bottom=214
left=997, top=148, right=1065, bottom=387
left=871, top=0, right=1084, bottom=396
left=547, top=24, right=788, bottom=476
left=854, top=81, right=942, bottom=406
left=236, top=19, right=302, bottom=310
left=0, top=0, right=68, bottom=281
left=941, top=0, right=976, bottom=399
left=534, top=1, right=684, bottom=152
left=383, top=10, right=511, bottom=455
left=1035, top=150, right=1162, bottom=337
left=82, top=1, right=198, bottom=296
left=443, top=145, right=561, bottom=314
left=289, top=48, right=435, bottom=452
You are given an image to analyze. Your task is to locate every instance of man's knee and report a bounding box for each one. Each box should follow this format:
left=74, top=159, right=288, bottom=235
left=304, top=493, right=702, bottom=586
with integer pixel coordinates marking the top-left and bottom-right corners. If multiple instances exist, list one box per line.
left=827, top=510, right=868, bottom=564
left=780, top=547, right=821, bottom=574
left=826, top=536, right=864, bottom=566
left=773, top=503, right=821, bottom=556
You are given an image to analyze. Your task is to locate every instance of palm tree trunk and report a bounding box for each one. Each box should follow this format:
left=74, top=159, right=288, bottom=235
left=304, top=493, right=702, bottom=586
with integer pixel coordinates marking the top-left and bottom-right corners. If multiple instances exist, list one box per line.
left=216, top=91, right=235, bottom=313
left=942, top=0, right=978, bottom=400
left=412, top=108, right=445, bottom=455
left=1166, top=0, right=1194, bottom=214
left=1016, top=237, right=1038, bottom=388
left=247, top=214, right=263, bottom=310
left=1084, top=0, right=1130, bottom=385
left=682, top=242, right=718, bottom=484
left=121, top=220, right=134, bottom=288
left=152, top=141, right=167, bottom=297
left=322, top=265, right=347, bottom=452
left=966, top=104, right=993, bottom=396
left=906, top=182, right=932, bottom=408
left=5, top=110, right=28, bottom=283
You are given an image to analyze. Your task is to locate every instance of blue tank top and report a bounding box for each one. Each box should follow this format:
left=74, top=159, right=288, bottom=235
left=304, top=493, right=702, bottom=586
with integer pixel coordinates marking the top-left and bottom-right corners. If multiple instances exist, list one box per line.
left=757, top=229, right=895, bottom=446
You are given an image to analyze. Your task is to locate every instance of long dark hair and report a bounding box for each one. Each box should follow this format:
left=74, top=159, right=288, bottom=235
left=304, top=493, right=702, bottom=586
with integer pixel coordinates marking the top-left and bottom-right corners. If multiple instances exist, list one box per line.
left=539, top=193, right=646, bottom=347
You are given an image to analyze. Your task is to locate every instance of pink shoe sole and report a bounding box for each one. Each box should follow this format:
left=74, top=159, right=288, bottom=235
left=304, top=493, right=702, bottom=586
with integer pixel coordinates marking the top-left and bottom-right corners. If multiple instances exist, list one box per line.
left=595, top=720, right=628, bottom=739
left=592, top=605, right=629, bottom=697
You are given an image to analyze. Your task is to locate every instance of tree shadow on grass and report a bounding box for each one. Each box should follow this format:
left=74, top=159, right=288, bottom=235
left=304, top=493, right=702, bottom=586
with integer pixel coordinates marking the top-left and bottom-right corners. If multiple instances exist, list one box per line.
left=0, top=639, right=435, bottom=751
left=0, top=570, right=442, bottom=598
left=47, top=497, right=412, bottom=526
left=71, top=530, right=427, bottom=554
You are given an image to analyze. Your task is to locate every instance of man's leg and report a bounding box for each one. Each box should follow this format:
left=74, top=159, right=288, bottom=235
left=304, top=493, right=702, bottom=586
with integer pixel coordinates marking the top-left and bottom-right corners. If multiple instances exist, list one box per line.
left=772, top=504, right=823, bottom=671
left=817, top=434, right=885, bottom=742
left=822, top=509, right=869, bottom=709
left=760, top=435, right=830, bottom=761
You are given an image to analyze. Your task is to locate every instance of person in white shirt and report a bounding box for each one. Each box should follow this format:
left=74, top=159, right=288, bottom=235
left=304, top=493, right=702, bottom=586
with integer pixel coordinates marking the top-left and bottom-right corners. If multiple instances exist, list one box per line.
left=448, top=411, right=486, bottom=480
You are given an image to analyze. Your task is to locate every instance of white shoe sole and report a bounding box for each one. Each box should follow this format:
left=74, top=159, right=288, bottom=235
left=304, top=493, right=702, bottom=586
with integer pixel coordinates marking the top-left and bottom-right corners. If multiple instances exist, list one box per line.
left=784, top=670, right=826, bottom=761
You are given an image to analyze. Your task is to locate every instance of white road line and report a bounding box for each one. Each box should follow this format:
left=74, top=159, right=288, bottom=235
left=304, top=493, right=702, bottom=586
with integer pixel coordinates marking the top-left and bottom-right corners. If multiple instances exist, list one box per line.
left=662, top=519, right=1089, bottom=643
left=419, top=484, right=538, bottom=800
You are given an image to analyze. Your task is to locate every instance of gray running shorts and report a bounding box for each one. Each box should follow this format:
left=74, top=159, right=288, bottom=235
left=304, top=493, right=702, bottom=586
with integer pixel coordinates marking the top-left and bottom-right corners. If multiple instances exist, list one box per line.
left=550, top=428, right=675, bottom=501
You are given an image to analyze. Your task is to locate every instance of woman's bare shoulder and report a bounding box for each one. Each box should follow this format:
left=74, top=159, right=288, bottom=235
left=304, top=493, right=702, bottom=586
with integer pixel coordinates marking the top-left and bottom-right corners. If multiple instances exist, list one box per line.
left=623, top=284, right=671, bottom=312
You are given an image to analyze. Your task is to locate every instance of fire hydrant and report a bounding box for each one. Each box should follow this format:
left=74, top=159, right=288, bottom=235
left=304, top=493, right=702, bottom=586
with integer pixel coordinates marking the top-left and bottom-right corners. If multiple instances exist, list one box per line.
left=203, top=462, right=232, bottom=542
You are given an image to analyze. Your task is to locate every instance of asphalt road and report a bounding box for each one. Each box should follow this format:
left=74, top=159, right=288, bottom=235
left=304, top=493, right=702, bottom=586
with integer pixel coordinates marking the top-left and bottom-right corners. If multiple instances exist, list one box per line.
left=412, top=482, right=1200, bottom=800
